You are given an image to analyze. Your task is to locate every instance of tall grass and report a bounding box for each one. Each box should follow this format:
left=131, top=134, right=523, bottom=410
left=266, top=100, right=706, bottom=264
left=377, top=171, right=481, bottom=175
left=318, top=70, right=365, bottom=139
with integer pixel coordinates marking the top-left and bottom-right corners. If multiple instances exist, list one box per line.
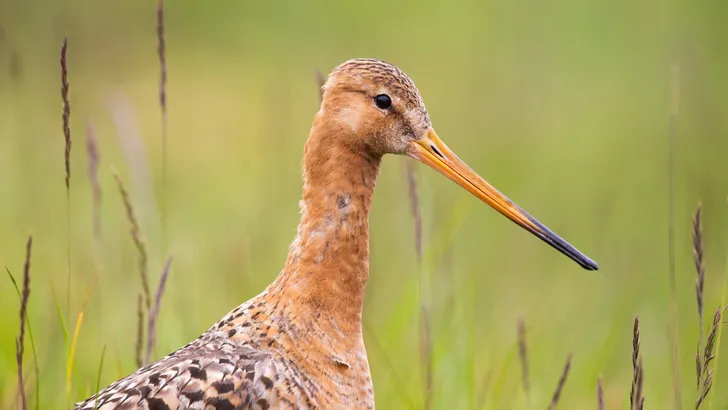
left=113, top=169, right=157, bottom=367
left=113, top=170, right=151, bottom=312
left=6, top=264, right=39, bottom=410
left=2, top=6, right=727, bottom=409
left=135, top=294, right=143, bottom=368
left=693, top=201, right=705, bottom=399
left=696, top=308, right=721, bottom=408
left=630, top=316, right=645, bottom=410
left=667, top=62, right=683, bottom=410
left=57, top=35, right=96, bottom=408
left=361, top=321, right=415, bottom=408
left=405, top=161, right=431, bottom=410
left=92, top=346, right=106, bottom=410
left=691, top=201, right=724, bottom=409
left=15, top=237, right=32, bottom=410
left=315, top=71, right=326, bottom=99
left=157, top=0, right=169, bottom=254
left=517, top=317, right=529, bottom=399
left=708, top=199, right=728, bottom=410
left=146, top=255, right=173, bottom=364
left=66, top=277, right=97, bottom=406
left=60, top=35, right=73, bottom=328
left=547, top=354, right=572, bottom=410
left=597, top=375, right=604, bottom=410
left=86, top=123, right=102, bottom=243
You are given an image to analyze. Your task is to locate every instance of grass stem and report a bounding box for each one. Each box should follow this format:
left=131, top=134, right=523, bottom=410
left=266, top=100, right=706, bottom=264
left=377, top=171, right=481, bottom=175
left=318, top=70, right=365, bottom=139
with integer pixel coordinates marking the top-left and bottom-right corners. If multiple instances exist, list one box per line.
left=668, top=62, right=682, bottom=410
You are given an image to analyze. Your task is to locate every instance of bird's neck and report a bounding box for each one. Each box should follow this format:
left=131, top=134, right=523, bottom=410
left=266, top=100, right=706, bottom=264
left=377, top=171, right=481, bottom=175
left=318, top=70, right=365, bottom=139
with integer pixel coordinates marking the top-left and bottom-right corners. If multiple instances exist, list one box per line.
left=269, top=116, right=381, bottom=337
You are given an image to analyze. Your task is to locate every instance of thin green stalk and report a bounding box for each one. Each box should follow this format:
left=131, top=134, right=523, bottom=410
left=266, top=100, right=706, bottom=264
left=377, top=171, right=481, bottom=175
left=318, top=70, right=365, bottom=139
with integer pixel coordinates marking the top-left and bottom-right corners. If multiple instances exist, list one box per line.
left=50, top=283, right=70, bottom=408
left=466, top=266, right=476, bottom=408
left=362, top=320, right=416, bottom=409
left=66, top=278, right=97, bottom=406
left=486, top=339, right=519, bottom=410
left=405, top=162, right=431, bottom=409
left=92, top=345, right=107, bottom=410
left=66, top=312, right=84, bottom=404
left=50, top=284, right=70, bottom=348
left=6, top=267, right=39, bottom=410
left=667, top=62, right=682, bottom=409
left=419, top=193, right=472, bottom=406
left=67, top=195, right=71, bottom=327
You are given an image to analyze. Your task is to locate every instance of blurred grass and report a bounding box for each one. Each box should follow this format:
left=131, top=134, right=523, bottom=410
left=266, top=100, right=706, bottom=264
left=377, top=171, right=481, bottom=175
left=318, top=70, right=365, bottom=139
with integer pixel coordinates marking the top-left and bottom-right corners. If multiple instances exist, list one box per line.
left=1, top=0, right=728, bottom=408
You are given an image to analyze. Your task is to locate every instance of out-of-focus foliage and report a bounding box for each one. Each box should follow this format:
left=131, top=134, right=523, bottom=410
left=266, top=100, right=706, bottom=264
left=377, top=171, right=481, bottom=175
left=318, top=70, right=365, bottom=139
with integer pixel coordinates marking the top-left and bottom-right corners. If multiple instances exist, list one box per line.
left=1, top=0, right=728, bottom=408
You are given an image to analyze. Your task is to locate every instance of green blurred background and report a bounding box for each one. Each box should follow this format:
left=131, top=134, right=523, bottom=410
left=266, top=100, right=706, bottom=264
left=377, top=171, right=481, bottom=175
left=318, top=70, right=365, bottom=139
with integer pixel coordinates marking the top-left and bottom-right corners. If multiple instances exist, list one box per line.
left=1, top=0, right=728, bottom=408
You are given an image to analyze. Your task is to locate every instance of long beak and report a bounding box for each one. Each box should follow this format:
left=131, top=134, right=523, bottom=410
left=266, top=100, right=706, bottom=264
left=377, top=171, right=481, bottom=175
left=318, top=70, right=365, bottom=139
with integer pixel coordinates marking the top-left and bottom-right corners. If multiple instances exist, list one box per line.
left=408, top=128, right=598, bottom=271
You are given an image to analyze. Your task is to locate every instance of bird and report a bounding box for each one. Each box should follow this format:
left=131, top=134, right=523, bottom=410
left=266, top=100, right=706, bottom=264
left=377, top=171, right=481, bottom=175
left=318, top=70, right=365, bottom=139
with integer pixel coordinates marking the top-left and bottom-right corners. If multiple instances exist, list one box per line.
left=75, top=58, right=598, bottom=410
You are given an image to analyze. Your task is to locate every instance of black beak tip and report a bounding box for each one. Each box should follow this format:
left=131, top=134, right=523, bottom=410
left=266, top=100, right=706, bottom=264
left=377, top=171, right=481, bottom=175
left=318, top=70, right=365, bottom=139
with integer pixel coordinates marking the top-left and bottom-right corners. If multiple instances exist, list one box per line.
left=580, top=257, right=599, bottom=271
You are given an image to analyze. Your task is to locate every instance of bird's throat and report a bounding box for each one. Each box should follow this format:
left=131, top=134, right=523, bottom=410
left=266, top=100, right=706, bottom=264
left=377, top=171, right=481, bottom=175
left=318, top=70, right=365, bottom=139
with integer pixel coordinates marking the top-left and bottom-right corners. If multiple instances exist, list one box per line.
left=269, top=122, right=382, bottom=337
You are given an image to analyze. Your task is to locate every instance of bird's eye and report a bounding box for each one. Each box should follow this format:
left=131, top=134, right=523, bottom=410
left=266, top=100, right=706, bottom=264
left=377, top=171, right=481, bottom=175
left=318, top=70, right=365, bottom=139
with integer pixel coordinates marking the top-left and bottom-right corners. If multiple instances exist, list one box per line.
left=374, top=94, right=392, bottom=109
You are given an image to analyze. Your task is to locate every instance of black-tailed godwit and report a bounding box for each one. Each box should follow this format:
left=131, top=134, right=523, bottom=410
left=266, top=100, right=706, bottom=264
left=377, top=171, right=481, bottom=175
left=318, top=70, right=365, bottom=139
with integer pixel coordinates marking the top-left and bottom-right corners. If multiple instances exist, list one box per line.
left=75, top=58, right=597, bottom=410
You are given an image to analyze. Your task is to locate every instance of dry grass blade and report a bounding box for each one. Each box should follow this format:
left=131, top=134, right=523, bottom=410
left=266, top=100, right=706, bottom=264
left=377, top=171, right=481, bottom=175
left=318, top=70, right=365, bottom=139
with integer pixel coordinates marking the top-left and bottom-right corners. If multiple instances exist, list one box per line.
left=316, top=70, right=325, bottom=101
left=696, top=307, right=722, bottom=408
left=157, top=0, right=169, bottom=252
left=9, top=48, right=22, bottom=84
left=113, top=169, right=151, bottom=311
left=7, top=266, right=39, bottom=410
left=61, top=34, right=73, bottom=328
left=517, top=317, right=529, bottom=395
left=630, top=316, right=644, bottom=410
left=547, top=353, right=572, bottom=410
left=157, top=0, right=167, bottom=135
left=135, top=294, right=144, bottom=368
left=597, top=375, right=604, bottom=410
left=695, top=350, right=701, bottom=391
left=61, top=36, right=71, bottom=190
left=146, top=255, right=173, bottom=364
left=635, top=358, right=644, bottom=410
left=694, top=203, right=705, bottom=349
left=405, top=160, right=429, bottom=409
left=709, top=199, right=728, bottom=409
left=157, top=0, right=167, bottom=136
left=86, top=122, right=102, bottom=241
left=16, top=236, right=32, bottom=410
left=405, top=161, right=422, bottom=263
left=693, top=202, right=705, bottom=394
left=0, top=27, right=23, bottom=84
left=631, top=315, right=640, bottom=372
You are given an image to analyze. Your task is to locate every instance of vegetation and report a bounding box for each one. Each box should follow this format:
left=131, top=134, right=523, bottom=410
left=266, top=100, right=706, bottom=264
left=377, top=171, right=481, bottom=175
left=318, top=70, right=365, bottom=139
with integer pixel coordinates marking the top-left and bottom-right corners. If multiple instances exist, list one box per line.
left=1, top=0, right=728, bottom=408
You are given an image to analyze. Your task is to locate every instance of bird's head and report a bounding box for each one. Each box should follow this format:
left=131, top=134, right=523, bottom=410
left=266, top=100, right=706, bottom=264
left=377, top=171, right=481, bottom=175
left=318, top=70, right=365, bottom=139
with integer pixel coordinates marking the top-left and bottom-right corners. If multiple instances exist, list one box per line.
left=319, top=58, right=598, bottom=271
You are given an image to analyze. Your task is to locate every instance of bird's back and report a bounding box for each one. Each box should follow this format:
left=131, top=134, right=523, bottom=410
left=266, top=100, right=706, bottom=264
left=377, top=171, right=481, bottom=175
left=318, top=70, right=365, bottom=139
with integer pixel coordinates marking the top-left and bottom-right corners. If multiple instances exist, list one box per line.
left=75, top=332, right=296, bottom=409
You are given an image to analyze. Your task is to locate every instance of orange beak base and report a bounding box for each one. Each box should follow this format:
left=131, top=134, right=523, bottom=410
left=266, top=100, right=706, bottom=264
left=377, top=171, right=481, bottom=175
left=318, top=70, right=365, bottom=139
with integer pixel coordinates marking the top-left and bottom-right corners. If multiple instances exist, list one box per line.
left=407, top=128, right=598, bottom=271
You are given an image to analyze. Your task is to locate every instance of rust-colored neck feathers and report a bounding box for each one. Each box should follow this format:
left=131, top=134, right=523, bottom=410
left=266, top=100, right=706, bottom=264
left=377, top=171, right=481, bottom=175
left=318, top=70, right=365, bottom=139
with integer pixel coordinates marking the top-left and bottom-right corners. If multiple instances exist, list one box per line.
left=268, top=110, right=381, bottom=337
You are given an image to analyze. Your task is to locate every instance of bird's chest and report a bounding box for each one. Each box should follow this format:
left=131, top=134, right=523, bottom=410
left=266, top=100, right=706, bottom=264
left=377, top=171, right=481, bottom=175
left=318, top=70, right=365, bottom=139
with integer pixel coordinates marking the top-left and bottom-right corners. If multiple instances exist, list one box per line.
left=223, top=297, right=375, bottom=408
left=267, top=332, right=375, bottom=409
left=270, top=340, right=374, bottom=409
left=295, top=354, right=375, bottom=410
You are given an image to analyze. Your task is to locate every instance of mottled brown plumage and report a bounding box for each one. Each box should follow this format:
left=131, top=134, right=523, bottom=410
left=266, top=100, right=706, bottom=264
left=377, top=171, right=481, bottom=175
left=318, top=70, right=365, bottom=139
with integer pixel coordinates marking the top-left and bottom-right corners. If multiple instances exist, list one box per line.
left=76, top=58, right=597, bottom=410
